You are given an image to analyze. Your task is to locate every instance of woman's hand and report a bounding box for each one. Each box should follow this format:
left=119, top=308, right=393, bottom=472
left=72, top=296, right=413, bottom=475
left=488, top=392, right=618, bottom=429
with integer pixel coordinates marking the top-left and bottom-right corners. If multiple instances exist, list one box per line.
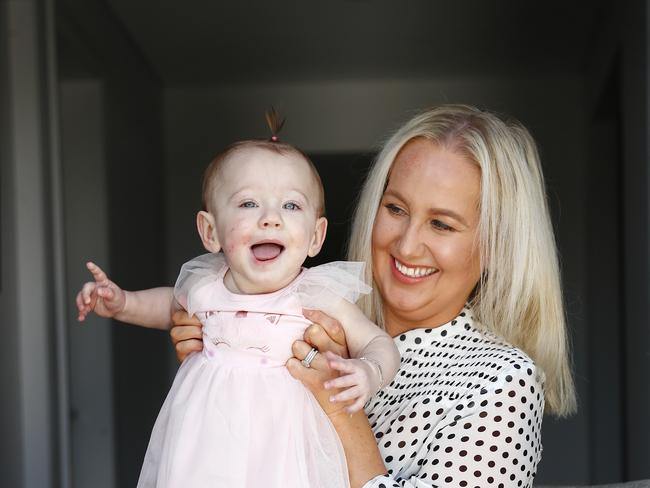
left=288, top=309, right=387, bottom=487
left=170, top=310, right=203, bottom=362
left=287, top=309, right=351, bottom=416
left=302, top=309, right=349, bottom=358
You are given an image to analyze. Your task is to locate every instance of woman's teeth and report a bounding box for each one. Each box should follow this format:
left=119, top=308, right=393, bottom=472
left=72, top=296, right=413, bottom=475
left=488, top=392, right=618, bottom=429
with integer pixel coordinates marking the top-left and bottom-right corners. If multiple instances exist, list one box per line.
left=394, top=259, right=437, bottom=278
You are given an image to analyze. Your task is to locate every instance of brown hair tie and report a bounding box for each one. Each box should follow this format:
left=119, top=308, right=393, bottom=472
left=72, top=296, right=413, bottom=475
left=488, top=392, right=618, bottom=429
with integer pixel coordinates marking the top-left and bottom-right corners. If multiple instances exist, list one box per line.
left=265, top=107, right=285, bottom=142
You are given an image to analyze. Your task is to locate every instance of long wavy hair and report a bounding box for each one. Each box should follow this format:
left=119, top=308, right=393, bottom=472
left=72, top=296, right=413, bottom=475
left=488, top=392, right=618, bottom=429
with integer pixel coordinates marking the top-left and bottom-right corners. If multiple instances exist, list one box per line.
left=348, top=104, right=576, bottom=417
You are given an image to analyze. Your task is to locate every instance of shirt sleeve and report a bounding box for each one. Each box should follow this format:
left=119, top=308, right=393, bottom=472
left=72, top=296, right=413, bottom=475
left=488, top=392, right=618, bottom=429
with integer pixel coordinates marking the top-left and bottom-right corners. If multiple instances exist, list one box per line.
left=363, top=365, right=545, bottom=488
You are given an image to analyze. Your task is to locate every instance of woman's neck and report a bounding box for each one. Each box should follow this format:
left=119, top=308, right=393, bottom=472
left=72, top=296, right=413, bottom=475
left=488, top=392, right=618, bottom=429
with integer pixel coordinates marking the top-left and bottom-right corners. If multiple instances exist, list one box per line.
left=383, top=304, right=467, bottom=338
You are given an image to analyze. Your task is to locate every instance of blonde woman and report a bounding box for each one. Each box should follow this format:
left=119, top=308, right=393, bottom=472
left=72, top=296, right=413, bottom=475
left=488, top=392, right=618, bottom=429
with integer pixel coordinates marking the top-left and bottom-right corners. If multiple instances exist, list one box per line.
left=172, top=105, right=576, bottom=488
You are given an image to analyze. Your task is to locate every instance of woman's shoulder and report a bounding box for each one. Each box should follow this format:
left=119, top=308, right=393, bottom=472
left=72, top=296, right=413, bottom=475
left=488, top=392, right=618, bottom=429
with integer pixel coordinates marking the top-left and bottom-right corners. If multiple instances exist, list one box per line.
left=461, top=317, right=543, bottom=386
left=398, top=309, right=543, bottom=387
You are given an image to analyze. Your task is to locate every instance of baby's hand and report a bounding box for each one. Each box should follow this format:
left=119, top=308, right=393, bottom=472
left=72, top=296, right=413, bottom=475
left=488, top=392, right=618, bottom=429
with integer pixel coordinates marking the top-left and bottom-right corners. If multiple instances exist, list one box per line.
left=76, top=262, right=126, bottom=321
left=322, top=351, right=382, bottom=413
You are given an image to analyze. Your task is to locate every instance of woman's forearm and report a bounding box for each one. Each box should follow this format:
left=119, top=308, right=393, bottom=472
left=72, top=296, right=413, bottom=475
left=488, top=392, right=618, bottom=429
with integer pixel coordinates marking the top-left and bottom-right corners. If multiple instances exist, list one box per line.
left=329, top=410, right=387, bottom=488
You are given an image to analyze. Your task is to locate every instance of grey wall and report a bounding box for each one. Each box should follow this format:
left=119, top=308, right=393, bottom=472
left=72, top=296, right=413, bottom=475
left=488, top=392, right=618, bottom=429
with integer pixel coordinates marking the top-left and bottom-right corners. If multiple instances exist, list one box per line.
left=60, top=79, right=115, bottom=488
left=0, top=3, right=23, bottom=487
left=583, top=0, right=650, bottom=482
left=0, top=0, right=59, bottom=486
left=619, top=0, right=650, bottom=479
left=57, top=0, right=168, bottom=486
left=163, top=75, right=590, bottom=485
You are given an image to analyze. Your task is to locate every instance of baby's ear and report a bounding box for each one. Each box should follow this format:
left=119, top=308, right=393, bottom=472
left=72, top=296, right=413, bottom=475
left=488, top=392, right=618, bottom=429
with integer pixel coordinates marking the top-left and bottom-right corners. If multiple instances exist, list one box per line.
left=307, top=216, right=328, bottom=257
left=197, top=211, right=221, bottom=253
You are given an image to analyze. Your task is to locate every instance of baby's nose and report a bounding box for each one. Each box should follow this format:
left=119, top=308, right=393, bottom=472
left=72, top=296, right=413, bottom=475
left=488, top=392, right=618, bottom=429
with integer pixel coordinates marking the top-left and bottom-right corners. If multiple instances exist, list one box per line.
left=260, top=211, right=281, bottom=227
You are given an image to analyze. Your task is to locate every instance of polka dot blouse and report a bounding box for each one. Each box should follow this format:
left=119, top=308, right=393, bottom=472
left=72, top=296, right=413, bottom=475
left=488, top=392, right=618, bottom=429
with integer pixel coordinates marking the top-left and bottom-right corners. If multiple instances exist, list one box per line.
left=363, top=307, right=545, bottom=488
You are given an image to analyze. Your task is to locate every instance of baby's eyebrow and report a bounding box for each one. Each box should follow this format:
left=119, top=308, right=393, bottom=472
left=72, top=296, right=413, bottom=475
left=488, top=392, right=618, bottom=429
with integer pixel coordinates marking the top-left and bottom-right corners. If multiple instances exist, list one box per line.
left=287, top=189, right=310, bottom=202
left=228, top=188, right=255, bottom=201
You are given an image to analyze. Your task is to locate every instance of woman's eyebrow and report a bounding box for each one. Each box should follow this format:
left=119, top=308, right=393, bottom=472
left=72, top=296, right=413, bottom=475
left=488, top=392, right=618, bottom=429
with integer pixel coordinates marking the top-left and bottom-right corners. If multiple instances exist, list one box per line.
left=384, top=189, right=469, bottom=226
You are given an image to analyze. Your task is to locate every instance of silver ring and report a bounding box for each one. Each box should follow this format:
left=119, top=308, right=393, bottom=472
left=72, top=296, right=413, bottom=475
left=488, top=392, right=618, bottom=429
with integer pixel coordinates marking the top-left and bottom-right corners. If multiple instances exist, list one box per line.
left=301, top=347, right=318, bottom=368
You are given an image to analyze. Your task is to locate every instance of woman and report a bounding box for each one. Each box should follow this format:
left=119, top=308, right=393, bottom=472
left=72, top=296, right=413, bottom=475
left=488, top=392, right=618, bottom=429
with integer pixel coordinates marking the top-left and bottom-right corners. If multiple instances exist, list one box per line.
left=172, top=104, right=576, bottom=488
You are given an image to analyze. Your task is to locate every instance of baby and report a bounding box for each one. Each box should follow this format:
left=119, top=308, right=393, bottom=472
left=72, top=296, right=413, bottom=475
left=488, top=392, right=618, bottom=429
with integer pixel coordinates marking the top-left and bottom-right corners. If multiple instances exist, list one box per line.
left=76, top=125, right=400, bottom=488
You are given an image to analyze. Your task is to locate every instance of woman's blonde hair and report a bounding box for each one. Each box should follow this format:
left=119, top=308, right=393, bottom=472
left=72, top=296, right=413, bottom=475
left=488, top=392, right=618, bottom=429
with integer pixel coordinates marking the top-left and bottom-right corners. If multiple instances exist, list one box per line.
left=348, top=104, right=576, bottom=417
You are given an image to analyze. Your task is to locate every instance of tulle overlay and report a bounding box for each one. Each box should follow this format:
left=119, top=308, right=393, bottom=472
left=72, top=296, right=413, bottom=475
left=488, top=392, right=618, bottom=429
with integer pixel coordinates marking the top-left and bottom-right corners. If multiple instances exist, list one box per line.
left=137, top=253, right=371, bottom=488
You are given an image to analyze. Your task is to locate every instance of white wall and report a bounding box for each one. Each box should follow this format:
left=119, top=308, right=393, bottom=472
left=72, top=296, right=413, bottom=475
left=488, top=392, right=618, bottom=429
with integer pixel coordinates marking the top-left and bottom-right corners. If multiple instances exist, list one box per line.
left=163, top=75, right=590, bottom=484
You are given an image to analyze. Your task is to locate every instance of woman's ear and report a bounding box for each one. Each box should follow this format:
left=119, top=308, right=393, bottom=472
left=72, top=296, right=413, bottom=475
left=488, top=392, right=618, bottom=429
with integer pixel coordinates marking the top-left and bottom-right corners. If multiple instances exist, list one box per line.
left=196, top=211, right=221, bottom=253
left=307, top=216, right=328, bottom=257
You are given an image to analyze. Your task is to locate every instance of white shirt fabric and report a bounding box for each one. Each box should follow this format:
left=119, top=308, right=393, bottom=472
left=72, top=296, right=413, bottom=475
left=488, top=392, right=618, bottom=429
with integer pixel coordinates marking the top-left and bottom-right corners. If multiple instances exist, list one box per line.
left=363, top=307, right=545, bottom=488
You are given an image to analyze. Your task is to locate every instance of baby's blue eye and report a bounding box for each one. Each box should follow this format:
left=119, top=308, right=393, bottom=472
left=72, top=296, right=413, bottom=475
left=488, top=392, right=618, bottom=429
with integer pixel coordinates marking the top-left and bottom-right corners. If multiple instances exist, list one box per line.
left=283, top=201, right=301, bottom=211
left=240, top=201, right=257, bottom=208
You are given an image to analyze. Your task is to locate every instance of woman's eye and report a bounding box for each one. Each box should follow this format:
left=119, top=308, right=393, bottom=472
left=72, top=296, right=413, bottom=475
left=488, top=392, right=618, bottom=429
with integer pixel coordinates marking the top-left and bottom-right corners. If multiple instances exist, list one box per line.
left=240, top=201, right=257, bottom=208
left=432, top=219, right=454, bottom=231
left=385, top=203, right=405, bottom=215
left=283, top=201, right=301, bottom=211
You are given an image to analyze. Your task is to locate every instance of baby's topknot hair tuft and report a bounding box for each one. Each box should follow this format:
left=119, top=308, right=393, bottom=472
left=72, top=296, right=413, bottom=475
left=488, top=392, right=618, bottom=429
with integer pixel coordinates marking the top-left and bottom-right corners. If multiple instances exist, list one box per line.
left=265, top=107, right=285, bottom=142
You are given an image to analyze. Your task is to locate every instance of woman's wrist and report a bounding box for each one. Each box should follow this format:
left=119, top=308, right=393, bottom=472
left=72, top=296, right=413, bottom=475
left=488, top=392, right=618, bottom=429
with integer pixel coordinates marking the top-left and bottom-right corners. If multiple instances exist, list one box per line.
left=327, top=410, right=387, bottom=488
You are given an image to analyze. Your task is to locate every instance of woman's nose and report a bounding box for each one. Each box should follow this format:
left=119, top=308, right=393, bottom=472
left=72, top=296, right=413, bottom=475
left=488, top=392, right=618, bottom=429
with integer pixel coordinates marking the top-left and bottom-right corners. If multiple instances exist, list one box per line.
left=396, top=221, right=423, bottom=257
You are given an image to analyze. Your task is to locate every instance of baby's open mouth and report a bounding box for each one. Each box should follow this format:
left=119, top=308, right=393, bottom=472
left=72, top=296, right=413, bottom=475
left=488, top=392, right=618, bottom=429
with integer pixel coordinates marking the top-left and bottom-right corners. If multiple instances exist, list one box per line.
left=251, top=242, right=284, bottom=261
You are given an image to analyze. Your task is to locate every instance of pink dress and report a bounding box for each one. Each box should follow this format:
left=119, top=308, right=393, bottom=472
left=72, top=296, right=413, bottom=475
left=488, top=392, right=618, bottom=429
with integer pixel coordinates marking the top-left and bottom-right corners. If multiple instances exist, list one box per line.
left=137, top=253, right=371, bottom=488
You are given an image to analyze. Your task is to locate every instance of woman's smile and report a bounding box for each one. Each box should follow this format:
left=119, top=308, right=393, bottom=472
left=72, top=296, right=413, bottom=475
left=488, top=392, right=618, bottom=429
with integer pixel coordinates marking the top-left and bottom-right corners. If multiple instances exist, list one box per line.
left=391, top=256, right=438, bottom=281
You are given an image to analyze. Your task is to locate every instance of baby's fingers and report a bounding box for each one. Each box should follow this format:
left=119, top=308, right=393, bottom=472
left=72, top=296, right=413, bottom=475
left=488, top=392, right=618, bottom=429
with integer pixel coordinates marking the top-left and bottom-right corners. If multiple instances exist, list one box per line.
left=76, top=292, right=90, bottom=321
left=96, top=286, right=115, bottom=302
left=86, top=261, right=109, bottom=285
left=329, top=385, right=361, bottom=404
left=80, top=281, right=97, bottom=304
left=345, top=396, right=367, bottom=414
left=325, top=352, right=358, bottom=375
left=324, top=373, right=358, bottom=390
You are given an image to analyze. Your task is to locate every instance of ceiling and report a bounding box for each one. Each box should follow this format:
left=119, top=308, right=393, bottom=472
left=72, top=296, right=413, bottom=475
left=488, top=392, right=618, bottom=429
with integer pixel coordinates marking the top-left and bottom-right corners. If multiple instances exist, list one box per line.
left=105, top=0, right=604, bottom=84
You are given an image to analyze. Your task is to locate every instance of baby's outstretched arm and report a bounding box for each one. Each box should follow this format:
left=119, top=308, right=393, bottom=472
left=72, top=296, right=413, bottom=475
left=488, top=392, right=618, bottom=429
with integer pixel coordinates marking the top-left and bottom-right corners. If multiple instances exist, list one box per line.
left=319, top=300, right=400, bottom=413
left=76, top=262, right=176, bottom=330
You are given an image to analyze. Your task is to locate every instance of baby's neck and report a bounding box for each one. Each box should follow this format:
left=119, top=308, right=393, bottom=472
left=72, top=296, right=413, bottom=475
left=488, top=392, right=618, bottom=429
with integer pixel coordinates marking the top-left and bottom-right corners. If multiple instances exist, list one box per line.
left=223, top=268, right=302, bottom=295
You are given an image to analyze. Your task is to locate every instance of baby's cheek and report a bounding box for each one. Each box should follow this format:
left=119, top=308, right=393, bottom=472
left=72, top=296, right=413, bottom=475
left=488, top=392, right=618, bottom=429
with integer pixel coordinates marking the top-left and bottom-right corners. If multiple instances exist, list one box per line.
left=224, top=229, right=251, bottom=253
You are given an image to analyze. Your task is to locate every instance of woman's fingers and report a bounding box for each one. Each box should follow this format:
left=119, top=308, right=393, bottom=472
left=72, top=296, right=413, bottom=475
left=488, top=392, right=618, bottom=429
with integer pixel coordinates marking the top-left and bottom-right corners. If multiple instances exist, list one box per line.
left=174, top=338, right=203, bottom=363
left=171, top=309, right=201, bottom=327
left=302, top=314, right=349, bottom=358
left=170, top=323, right=202, bottom=343
left=169, top=311, right=203, bottom=363
left=303, top=309, right=347, bottom=344
left=290, top=340, right=329, bottom=371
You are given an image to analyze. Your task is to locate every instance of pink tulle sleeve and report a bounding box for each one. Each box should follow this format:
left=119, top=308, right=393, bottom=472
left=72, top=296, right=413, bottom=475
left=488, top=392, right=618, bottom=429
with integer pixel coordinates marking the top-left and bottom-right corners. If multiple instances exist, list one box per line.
left=173, top=252, right=227, bottom=316
left=296, top=261, right=372, bottom=311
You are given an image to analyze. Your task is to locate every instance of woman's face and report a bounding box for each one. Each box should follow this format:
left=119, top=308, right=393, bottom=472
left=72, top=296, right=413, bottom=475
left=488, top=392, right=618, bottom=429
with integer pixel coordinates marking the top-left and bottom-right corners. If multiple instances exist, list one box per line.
left=371, top=137, right=482, bottom=335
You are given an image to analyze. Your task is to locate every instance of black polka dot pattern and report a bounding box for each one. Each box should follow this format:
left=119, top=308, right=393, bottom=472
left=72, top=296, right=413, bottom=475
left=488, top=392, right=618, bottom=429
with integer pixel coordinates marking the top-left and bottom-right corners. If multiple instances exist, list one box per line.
left=363, top=308, right=544, bottom=488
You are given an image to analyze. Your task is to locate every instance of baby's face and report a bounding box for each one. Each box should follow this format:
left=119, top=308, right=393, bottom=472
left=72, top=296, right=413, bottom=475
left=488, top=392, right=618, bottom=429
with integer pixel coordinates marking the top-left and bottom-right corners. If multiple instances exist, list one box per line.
left=208, top=147, right=326, bottom=294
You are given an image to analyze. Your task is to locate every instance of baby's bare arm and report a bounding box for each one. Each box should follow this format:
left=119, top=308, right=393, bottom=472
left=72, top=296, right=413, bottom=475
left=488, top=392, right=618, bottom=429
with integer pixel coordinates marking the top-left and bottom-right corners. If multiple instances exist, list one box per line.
left=76, top=262, right=177, bottom=330
left=118, top=287, right=177, bottom=330
left=319, top=299, right=400, bottom=412
left=333, top=300, right=400, bottom=387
